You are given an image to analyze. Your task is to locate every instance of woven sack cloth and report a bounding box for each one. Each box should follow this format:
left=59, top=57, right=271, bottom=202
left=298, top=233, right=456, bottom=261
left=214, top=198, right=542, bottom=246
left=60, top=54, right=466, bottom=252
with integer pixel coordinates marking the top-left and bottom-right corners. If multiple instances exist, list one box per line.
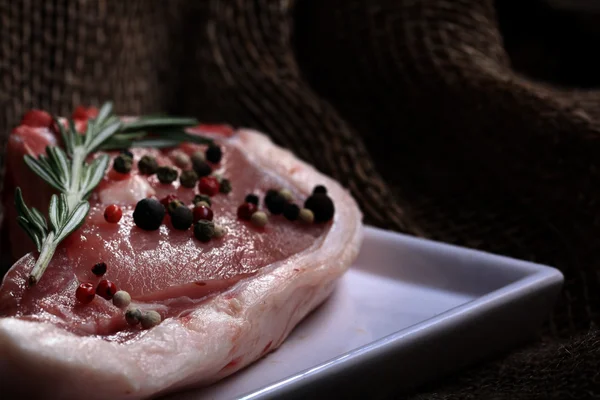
left=1, top=0, right=599, bottom=399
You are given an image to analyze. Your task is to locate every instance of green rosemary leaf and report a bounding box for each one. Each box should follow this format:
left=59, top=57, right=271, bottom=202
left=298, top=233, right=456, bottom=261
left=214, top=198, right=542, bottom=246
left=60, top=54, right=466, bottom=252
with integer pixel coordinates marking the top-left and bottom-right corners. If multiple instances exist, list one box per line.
left=83, top=118, right=95, bottom=148
left=82, top=155, right=109, bottom=198
left=47, top=146, right=70, bottom=188
left=30, top=207, right=48, bottom=231
left=14, top=188, right=34, bottom=223
left=55, top=201, right=89, bottom=243
left=23, top=155, right=63, bottom=192
left=68, top=119, right=82, bottom=147
left=151, top=130, right=213, bottom=144
left=17, top=216, right=42, bottom=252
left=48, top=195, right=60, bottom=232
left=123, top=138, right=183, bottom=149
left=53, top=117, right=73, bottom=155
left=120, top=117, right=199, bottom=132
left=86, top=120, right=122, bottom=153
left=94, top=102, right=113, bottom=127
left=58, top=194, right=68, bottom=225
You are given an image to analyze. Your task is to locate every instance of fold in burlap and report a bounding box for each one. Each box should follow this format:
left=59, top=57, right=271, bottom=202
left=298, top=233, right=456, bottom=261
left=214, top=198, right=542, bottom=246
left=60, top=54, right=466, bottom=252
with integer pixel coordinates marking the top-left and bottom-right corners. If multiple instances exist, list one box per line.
left=1, top=0, right=599, bottom=398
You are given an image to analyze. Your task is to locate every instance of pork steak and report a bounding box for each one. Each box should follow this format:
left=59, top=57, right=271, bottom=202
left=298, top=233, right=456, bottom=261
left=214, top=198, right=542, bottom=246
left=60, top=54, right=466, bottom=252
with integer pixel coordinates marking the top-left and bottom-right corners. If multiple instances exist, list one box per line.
left=0, top=116, right=363, bottom=399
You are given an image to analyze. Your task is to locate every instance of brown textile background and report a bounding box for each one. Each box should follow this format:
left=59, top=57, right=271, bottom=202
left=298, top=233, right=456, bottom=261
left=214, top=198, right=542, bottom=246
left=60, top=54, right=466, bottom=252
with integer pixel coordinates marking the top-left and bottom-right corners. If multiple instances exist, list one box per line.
left=1, top=0, right=599, bottom=398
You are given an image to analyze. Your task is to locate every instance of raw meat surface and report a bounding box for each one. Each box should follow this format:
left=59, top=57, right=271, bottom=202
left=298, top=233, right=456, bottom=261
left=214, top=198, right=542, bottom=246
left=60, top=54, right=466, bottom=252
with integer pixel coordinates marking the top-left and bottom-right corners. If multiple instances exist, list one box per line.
left=0, top=120, right=363, bottom=399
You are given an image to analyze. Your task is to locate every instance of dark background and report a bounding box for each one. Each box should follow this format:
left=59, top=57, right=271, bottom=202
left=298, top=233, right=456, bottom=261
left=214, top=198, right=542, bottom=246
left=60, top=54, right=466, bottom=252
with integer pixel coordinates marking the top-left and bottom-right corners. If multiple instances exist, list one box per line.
left=2, top=0, right=600, bottom=398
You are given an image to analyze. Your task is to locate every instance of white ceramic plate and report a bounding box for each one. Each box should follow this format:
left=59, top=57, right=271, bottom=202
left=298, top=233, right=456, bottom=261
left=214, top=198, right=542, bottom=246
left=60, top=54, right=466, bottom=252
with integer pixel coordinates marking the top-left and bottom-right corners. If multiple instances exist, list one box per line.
left=164, top=226, right=563, bottom=400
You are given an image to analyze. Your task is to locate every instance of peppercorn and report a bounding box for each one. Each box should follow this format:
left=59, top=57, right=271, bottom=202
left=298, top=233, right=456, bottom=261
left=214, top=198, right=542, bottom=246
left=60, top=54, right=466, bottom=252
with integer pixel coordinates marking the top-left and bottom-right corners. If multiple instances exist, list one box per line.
left=157, top=166, right=178, bottom=184
left=112, top=290, right=131, bottom=309
left=213, top=225, right=226, bottom=239
left=180, top=170, right=198, bottom=188
left=170, top=205, right=193, bottom=230
left=219, top=178, right=232, bottom=194
left=192, top=194, right=212, bottom=207
left=299, top=208, right=314, bottom=224
left=245, top=194, right=259, bottom=205
left=205, top=144, right=223, bottom=164
left=138, top=155, right=159, bottom=175
left=96, top=279, right=117, bottom=300
left=133, top=198, right=165, bottom=230
left=198, top=176, right=220, bottom=196
left=125, top=308, right=142, bottom=326
left=251, top=211, right=268, bottom=228
left=283, top=203, right=300, bottom=221
left=265, top=189, right=278, bottom=202
left=194, top=220, right=215, bottom=242
left=173, top=151, right=191, bottom=169
left=279, top=188, right=293, bottom=202
left=120, top=149, right=134, bottom=159
left=313, top=185, right=327, bottom=195
left=190, top=151, right=205, bottom=166
left=76, top=282, right=96, bottom=304
left=104, top=204, right=122, bottom=223
left=140, top=310, right=162, bottom=329
left=167, top=199, right=185, bottom=215
left=192, top=158, right=212, bottom=178
left=193, top=205, right=214, bottom=222
left=160, top=194, right=179, bottom=208
left=304, top=193, right=335, bottom=223
left=113, top=154, right=132, bottom=174
left=237, top=202, right=257, bottom=220
left=91, top=262, right=107, bottom=276
left=265, top=192, right=286, bottom=215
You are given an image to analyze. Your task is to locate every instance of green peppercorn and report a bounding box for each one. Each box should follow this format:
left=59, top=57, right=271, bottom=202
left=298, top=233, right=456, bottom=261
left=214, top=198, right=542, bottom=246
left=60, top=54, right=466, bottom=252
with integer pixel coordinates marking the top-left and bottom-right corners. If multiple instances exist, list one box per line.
left=220, top=178, right=232, bottom=194
left=279, top=188, right=293, bottom=202
left=213, top=225, right=226, bottom=239
left=125, top=308, right=142, bottom=325
left=167, top=199, right=185, bottom=215
left=133, top=198, right=165, bottom=230
left=192, top=194, right=212, bottom=207
left=112, top=290, right=131, bottom=309
left=113, top=154, right=132, bottom=174
left=157, top=166, right=178, bottom=184
left=140, top=310, right=162, bottom=329
left=251, top=211, right=268, bottom=228
left=137, top=155, right=157, bottom=175
left=299, top=208, right=314, bottom=224
left=170, top=205, right=193, bottom=230
left=173, top=151, right=191, bottom=169
left=194, top=220, right=215, bottom=242
left=180, top=170, right=198, bottom=188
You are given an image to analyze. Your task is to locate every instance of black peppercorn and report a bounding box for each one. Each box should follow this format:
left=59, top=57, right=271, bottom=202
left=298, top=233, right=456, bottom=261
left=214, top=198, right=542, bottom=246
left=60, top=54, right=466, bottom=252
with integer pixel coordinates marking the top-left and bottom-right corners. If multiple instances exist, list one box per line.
left=283, top=203, right=300, bottom=221
left=194, top=220, right=215, bottom=242
left=265, top=192, right=286, bottom=215
left=192, top=160, right=212, bottom=177
left=113, top=154, right=132, bottom=174
left=304, top=193, right=335, bottom=223
left=265, top=189, right=278, bottom=201
left=220, top=178, right=232, bottom=194
left=180, top=170, right=198, bottom=188
left=120, top=149, right=134, bottom=159
left=192, top=194, right=211, bottom=207
left=138, top=155, right=158, bottom=175
left=245, top=194, right=259, bottom=205
left=133, top=198, right=165, bottom=230
left=205, top=144, right=223, bottom=164
left=91, top=262, right=107, bottom=276
left=157, top=166, right=178, bottom=184
left=313, top=185, right=327, bottom=195
left=170, top=205, right=193, bottom=230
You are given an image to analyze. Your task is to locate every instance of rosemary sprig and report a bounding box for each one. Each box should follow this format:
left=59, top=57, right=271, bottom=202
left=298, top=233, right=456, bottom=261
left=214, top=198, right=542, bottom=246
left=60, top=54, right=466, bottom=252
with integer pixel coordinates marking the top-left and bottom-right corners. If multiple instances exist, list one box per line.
left=15, top=102, right=206, bottom=286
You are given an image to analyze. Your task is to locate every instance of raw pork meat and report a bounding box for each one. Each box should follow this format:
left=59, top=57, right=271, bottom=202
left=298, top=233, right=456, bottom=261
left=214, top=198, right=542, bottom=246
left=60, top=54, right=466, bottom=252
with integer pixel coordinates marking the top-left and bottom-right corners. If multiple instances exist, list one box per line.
left=0, top=120, right=363, bottom=399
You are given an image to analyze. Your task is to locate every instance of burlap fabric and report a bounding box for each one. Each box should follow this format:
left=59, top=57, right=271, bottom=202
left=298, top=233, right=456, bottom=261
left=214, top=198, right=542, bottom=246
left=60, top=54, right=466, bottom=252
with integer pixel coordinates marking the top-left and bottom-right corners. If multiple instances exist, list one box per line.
left=1, top=0, right=598, bottom=399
